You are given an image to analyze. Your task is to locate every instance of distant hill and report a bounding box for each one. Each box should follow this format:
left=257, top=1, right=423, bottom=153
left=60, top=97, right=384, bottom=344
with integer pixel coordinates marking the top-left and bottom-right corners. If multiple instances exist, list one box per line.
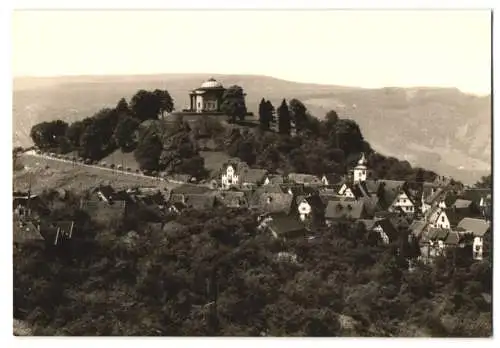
left=12, top=74, right=491, bottom=184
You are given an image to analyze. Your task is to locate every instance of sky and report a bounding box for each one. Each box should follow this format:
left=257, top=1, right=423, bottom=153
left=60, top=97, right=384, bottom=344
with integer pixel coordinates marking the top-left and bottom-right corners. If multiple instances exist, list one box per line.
left=12, top=10, right=492, bottom=95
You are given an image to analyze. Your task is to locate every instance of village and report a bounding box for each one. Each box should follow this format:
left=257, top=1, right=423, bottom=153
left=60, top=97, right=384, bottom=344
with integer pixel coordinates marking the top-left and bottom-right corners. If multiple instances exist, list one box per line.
left=13, top=147, right=492, bottom=266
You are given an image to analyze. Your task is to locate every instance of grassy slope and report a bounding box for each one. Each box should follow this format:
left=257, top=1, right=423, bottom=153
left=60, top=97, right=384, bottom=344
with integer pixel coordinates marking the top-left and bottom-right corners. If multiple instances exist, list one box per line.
left=13, top=74, right=491, bottom=184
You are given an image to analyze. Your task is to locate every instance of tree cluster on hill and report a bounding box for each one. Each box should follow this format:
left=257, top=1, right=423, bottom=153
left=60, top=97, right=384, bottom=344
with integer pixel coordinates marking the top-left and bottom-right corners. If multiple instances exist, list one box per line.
left=29, top=90, right=174, bottom=161
left=14, top=192, right=492, bottom=336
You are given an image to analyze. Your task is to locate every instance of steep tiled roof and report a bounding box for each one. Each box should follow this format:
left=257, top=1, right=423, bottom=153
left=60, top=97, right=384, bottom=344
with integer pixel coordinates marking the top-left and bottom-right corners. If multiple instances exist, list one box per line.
left=457, top=218, right=490, bottom=237
left=325, top=200, right=365, bottom=220
left=361, top=194, right=381, bottom=217
left=422, top=228, right=450, bottom=243
left=255, top=184, right=284, bottom=194
left=444, top=231, right=461, bottom=245
left=443, top=208, right=464, bottom=227
left=265, top=175, right=284, bottom=185
left=424, top=188, right=445, bottom=205
left=266, top=214, right=305, bottom=237
left=375, top=219, right=400, bottom=242
left=287, top=173, right=323, bottom=185
left=409, top=220, right=428, bottom=238
left=250, top=192, right=295, bottom=214
left=241, top=168, right=268, bottom=184
left=322, top=174, right=342, bottom=185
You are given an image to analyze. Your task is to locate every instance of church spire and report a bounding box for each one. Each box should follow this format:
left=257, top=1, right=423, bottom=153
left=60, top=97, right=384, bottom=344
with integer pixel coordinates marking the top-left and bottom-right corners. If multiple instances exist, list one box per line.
left=357, top=152, right=367, bottom=167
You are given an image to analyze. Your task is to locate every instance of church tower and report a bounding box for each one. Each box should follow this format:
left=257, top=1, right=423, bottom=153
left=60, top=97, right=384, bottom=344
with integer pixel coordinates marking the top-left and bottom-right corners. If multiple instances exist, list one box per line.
left=353, top=153, right=368, bottom=183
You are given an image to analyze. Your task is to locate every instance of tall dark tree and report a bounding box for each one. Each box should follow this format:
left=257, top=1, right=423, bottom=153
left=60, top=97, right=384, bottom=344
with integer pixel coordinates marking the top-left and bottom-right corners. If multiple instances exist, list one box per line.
left=130, top=89, right=173, bottom=122
left=258, top=98, right=268, bottom=130
left=258, top=99, right=275, bottom=131
left=277, top=99, right=291, bottom=136
left=65, top=121, right=86, bottom=149
left=221, top=85, right=247, bottom=123
left=289, top=98, right=308, bottom=133
left=113, top=115, right=140, bottom=152
left=153, top=89, right=175, bottom=119
left=115, top=98, right=130, bottom=115
left=134, top=129, right=163, bottom=171
left=30, top=120, right=69, bottom=150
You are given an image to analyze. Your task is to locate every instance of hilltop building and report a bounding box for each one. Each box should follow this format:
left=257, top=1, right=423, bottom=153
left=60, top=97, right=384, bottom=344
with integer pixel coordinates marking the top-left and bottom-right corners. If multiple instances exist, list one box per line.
left=187, top=78, right=226, bottom=113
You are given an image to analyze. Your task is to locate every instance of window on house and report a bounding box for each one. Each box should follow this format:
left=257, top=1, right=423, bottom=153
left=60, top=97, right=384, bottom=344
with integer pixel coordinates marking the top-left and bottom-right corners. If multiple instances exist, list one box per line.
left=441, top=216, right=445, bottom=222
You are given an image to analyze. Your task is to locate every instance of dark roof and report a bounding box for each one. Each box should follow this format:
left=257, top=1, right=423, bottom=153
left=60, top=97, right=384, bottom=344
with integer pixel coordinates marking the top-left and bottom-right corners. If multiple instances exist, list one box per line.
left=13, top=220, right=43, bottom=243
left=375, top=219, right=400, bottom=242
left=389, top=214, right=410, bottom=230
left=256, top=184, right=284, bottom=194
left=250, top=192, right=294, bottom=214
left=409, top=220, right=428, bottom=238
left=170, top=184, right=212, bottom=195
left=170, top=174, right=193, bottom=182
left=322, top=174, right=342, bottom=185
left=264, top=175, right=284, bottom=184
left=287, top=173, right=322, bottom=185
left=443, top=208, right=464, bottom=227
left=325, top=200, right=366, bottom=220
left=364, top=180, right=382, bottom=194
left=461, top=188, right=490, bottom=205
left=215, top=191, right=248, bottom=208
left=140, top=193, right=167, bottom=206
left=241, top=168, right=268, bottom=184
left=95, top=185, right=115, bottom=200
left=281, top=184, right=318, bottom=196
left=457, top=218, right=490, bottom=237
left=267, top=214, right=305, bottom=237
left=422, top=228, right=450, bottom=242
left=444, top=231, right=461, bottom=245
left=453, top=199, right=473, bottom=209
left=377, top=180, right=406, bottom=208
left=180, top=194, right=215, bottom=210
left=319, top=193, right=348, bottom=205
left=297, top=194, right=326, bottom=211
left=424, top=188, right=446, bottom=205
left=358, top=219, right=375, bottom=231
left=361, top=194, right=381, bottom=217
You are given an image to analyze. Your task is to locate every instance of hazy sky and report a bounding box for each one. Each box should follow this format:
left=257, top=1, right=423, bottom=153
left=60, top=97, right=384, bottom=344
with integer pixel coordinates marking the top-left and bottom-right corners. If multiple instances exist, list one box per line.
left=12, top=10, right=491, bottom=95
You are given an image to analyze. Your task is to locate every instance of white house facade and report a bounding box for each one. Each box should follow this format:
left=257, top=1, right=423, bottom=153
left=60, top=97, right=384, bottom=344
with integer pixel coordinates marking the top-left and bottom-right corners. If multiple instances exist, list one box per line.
left=390, top=191, right=415, bottom=214
left=221, top=165, right=240, bottom=190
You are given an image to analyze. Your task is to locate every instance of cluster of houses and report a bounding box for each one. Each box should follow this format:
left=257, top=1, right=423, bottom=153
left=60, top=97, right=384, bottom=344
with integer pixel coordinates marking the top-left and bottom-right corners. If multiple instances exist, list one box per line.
left=13, top=152, right=492, bottom=263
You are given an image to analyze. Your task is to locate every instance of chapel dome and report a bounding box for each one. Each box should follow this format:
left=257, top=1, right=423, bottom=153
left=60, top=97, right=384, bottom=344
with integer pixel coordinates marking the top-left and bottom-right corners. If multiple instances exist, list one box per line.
left=200, top=77, right=223, bottom=89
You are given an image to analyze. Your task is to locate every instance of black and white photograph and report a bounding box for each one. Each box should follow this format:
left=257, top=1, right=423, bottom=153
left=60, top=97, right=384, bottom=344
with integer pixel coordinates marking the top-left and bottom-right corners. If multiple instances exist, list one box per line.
left=9, top=5, right=493, bottom=338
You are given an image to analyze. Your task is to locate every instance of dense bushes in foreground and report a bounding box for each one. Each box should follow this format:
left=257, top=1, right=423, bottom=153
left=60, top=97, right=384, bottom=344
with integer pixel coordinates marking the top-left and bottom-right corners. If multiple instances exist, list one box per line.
left=14, top=206, right=491, bottom=336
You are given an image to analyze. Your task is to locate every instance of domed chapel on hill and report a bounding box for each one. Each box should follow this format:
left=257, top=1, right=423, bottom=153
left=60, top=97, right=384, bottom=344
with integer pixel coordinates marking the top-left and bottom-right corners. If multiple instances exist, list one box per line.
left=188, top=77, right=226, bottom=113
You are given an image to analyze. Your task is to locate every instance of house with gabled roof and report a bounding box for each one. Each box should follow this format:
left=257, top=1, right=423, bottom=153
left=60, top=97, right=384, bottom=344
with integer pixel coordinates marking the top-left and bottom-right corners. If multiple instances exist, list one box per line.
left=427, top=206, right=451, bottom=229
left=249, top=191, right=295, bottom=215
left=389, top=187, right=416, bottom=215
left=258, top=212, right=306, bottom=241
left=219, top=159, right=268, bottom=190
left=325, top=200, right=367, bottom=225
left=321, top=174, right=342, bottom=186
left=457, top=217, right=490, bottom=260
left=263, top=174, right=284, bottom=185
left=296, top=194, right=325, bottom=226
left=408, top=220, right=428, bottom=239
left=358, top=218, right=399, bottom=245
